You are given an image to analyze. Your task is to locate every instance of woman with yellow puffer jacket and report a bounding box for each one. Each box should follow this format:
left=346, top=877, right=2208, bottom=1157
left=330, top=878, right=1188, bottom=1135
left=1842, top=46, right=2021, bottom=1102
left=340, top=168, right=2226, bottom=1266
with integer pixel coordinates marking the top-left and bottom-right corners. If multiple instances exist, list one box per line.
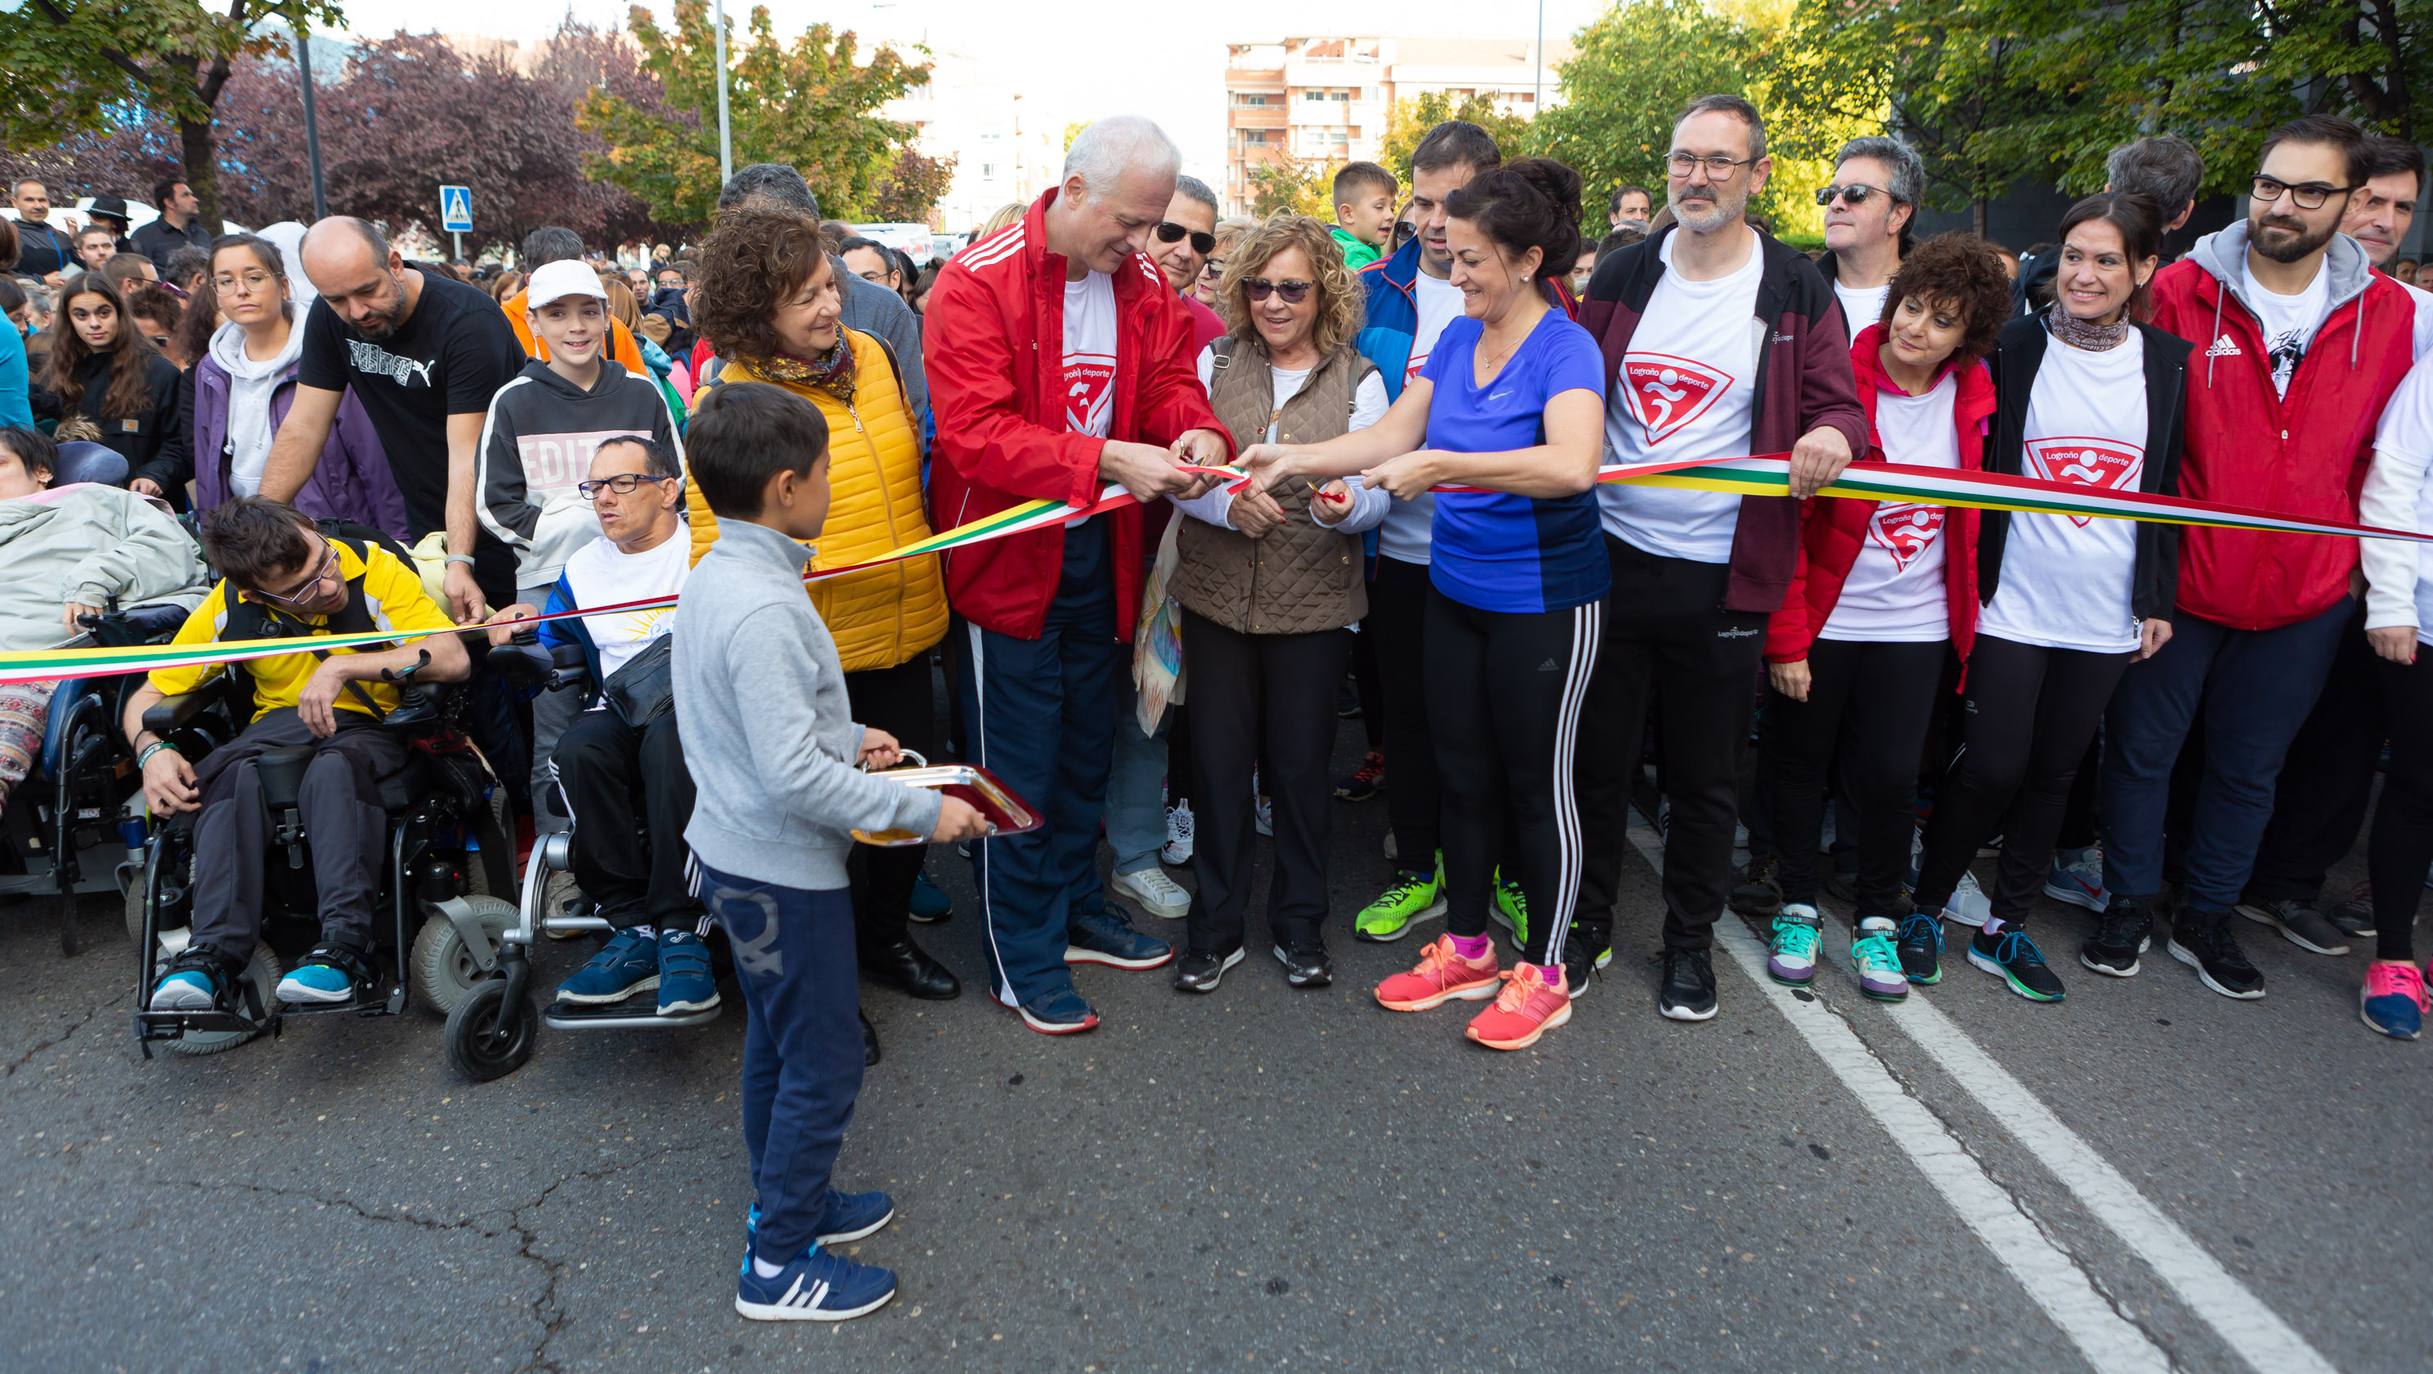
left=686, top=204, right=959, bottom=1005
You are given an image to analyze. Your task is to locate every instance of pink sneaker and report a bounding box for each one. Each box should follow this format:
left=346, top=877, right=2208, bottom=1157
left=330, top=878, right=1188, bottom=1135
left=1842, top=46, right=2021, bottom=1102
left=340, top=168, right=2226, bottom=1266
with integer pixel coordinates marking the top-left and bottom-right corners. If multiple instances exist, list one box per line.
left=1464, top=962, right=1572, bottom=1050
left=2360, top=960, right=2426, bottom=1040
left=1375, top=934, right=1499, bottom=1012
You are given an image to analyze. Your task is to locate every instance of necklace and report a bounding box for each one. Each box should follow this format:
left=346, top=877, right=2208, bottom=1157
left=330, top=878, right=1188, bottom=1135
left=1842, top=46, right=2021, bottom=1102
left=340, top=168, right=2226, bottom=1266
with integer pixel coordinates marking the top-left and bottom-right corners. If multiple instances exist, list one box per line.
left=2045, top=305, right=2130, bottom=352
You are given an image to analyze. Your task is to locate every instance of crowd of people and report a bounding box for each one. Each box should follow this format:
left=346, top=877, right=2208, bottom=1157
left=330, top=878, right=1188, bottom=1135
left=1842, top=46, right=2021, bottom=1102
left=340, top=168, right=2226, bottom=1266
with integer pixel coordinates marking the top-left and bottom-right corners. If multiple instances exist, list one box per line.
left=8, top=93, right=2433, bottom=1322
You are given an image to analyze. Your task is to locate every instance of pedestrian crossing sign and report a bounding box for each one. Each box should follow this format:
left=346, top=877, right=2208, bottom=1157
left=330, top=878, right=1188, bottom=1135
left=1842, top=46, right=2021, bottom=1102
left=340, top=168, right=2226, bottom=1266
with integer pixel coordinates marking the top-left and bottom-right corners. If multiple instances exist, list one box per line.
left=439, top=184, right=473, bottom=233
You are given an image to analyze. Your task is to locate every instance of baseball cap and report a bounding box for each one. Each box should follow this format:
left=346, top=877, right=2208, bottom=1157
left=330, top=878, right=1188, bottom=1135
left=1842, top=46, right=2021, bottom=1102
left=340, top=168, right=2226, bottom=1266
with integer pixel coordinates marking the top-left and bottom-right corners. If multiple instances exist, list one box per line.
left=526, top=259, right=608, bottom=309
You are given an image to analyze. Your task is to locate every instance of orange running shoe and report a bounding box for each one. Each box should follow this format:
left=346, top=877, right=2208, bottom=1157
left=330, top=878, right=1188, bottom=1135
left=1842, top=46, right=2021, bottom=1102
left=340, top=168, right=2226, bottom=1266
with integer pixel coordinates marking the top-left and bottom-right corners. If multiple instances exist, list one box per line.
left=1374, top=934, right=1500, bottom=1011
left=1464, top=961, right=1572, bottom=1050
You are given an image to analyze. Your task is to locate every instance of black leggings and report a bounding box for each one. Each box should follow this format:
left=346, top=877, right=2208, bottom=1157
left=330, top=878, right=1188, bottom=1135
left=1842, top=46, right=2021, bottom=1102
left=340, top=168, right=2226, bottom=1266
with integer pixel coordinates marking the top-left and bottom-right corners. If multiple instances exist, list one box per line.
left=1913, top=635, right=2131, bottom=926
left=1371, top=556, right=1441, bottom=868
left=1425, top=587, right=1601, bottom=968
left=2369, top=651, right=2433, bottom=962
left=1760, top=638, right=1946, bottom=919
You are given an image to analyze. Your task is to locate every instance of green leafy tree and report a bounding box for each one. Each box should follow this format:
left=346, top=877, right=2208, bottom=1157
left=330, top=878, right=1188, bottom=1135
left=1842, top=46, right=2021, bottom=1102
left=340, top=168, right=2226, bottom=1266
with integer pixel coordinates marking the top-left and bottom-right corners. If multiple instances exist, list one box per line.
left=0, top=0, right=345, bottom=225
left=868, top=147, right=957, bottom=224
left=1247, top=157, right=1331, bottom=219
left=577, top=0, right=933, bottom=227
left=1376, top=91, right=1532, bottom=185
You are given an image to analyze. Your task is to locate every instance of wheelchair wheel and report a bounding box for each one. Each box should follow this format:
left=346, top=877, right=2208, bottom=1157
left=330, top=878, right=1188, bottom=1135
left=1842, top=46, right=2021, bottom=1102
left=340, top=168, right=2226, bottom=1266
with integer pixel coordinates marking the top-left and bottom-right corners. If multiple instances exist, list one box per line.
left=409, top=896, right=517, bottom=1016
left=167, top=946, right=281, bottom=1057
left=444, top=977, right=536, bottom=1082
left=122, top=852, right=154, bottom=947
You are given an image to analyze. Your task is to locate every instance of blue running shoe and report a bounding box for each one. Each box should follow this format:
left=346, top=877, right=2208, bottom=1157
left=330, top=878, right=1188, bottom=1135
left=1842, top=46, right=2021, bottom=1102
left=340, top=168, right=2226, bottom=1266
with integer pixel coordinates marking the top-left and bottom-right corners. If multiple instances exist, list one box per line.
left=735, top=1245, right=897, bottom=1322
left=907, top=869, right=952, bottom=924
left=276, top=946, right=362, bottom=1004
left=556, top=928, right=658, bottom=1005
left=1012, top=983, right=1100, bottom=1036
left=149, top=963, right=220, bottom=1012
left=745, top=1189, right=896, bottom=1257
left=655, top=929, right=719, bottom=1015
left=1065, top=905, right=1173, bottom=970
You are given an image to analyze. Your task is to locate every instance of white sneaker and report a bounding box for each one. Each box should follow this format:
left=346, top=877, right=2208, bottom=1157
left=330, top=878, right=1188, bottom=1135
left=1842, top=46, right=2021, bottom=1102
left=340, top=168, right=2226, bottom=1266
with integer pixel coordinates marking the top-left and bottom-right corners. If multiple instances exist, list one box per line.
left=2042, top=848, right=2109, bottom=912
left=1944, top=870, right=1992, bottom=927
left=1111, top=865, right=1191, bottom=920
left=1160, top=802, right=1196, bottom=865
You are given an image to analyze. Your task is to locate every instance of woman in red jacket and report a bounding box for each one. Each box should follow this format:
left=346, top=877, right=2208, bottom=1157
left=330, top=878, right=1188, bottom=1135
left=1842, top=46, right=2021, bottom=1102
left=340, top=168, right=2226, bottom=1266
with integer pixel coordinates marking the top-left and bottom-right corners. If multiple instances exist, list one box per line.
left=1758, top=234, right=2011, bottom=1002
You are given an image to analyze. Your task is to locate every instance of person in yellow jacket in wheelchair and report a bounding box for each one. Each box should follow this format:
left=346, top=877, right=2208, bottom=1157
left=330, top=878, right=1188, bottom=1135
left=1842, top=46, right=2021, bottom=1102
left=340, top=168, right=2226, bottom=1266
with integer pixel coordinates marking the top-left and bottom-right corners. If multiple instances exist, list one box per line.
left=686, top=205, right=961, bottom=1011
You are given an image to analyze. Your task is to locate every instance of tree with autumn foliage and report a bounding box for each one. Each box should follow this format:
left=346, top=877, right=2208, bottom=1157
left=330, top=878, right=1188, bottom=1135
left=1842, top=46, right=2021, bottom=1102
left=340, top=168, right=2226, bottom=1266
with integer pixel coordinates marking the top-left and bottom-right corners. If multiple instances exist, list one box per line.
left=577, top=0, right=937, bottom=226
left=0, top=0, right=343, bottom=226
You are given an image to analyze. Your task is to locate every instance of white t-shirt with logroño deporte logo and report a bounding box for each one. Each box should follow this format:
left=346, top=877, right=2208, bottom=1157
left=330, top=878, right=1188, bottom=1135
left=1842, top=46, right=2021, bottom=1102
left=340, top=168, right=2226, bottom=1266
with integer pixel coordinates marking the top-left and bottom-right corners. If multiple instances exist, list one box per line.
left=1063, top=271, right=1118, bottom=438
left=1976, top=330, right=2148, bottom=653
left=1380, top=269, right=1469, bottom=566
left=1598, top=230, right=1764, bottom=564
left=1821, top=371, right=1959, bottom=643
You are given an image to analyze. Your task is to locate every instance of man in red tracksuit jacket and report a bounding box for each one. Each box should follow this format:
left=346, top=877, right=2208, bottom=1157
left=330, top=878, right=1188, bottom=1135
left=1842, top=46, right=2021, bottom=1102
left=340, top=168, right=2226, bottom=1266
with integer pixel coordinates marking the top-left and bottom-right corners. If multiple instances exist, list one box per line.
left=2099, top=114, right=2418, bottom=1001
left=924, top=116, right=1231, bottom=1036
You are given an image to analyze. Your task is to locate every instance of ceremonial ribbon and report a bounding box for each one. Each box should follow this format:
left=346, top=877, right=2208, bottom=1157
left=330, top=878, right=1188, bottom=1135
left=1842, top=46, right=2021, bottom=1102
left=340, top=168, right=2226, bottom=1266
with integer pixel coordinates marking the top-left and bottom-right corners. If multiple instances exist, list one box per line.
left=7, top=453, right=2429, bottom=688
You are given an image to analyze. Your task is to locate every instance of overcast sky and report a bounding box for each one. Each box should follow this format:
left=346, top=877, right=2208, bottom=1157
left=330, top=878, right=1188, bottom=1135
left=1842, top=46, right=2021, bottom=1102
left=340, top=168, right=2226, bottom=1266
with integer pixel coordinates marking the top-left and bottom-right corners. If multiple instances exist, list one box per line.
left=324, top=0, right=1612, bottom=174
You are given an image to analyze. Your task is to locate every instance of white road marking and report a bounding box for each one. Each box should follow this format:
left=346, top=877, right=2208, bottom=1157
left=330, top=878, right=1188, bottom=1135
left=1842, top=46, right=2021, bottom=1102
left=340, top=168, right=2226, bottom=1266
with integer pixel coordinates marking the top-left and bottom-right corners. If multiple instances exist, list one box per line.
left=1622, top=827, right=2336, bottom=1374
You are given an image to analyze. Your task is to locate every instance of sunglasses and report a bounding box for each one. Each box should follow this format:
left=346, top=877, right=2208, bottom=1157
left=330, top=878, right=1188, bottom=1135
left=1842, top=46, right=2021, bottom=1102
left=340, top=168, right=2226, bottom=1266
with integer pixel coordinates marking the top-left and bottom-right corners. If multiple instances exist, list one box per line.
left=1244, top=277, right=1313, bottom=304
left=577, top=472, right=671, bottom=501
left=255, top=540, right=338, bottom=606
left=1155, top=222, right=1218, bottom=255
left=1815, top=183, right=1896, bottom=207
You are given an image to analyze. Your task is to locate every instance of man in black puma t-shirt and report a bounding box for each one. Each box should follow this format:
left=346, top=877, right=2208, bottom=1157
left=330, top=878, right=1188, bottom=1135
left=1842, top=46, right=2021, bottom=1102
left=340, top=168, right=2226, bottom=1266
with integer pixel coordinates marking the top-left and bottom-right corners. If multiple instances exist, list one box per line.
left=260, top=216, right=526, bottom=618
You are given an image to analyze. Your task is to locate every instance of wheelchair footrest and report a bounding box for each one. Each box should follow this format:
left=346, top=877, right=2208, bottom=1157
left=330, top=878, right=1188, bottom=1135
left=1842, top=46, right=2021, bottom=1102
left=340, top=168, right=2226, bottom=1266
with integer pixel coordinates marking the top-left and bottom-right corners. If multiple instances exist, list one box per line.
left=135, top=1006, right=269, bottom=1041
left=544, top=999, right=720, bottom=1031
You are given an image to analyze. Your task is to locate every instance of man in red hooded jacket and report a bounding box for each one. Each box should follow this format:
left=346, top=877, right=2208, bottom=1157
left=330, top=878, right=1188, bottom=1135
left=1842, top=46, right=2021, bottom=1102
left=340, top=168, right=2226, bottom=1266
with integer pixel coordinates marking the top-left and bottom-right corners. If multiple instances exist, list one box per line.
left=924, top=116, right=1231, bottom=1036
left=2100, top=114, right=2418, bottom=1001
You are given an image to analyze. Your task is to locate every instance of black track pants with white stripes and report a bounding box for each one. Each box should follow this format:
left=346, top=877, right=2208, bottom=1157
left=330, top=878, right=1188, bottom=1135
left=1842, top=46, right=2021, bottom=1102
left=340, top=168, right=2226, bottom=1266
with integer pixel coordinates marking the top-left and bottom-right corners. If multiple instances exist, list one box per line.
left=1424, top=585, right=1602, bottom=970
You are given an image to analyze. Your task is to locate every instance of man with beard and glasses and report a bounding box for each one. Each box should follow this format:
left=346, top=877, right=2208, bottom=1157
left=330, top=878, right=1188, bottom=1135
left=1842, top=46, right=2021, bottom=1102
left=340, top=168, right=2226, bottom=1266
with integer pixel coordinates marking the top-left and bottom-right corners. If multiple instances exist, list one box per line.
left=1572, top=93, right=1867, bottom=1022
left=2099, top=114, right=2418, bottom=1002
left=261, top=216, right=527, bottom=622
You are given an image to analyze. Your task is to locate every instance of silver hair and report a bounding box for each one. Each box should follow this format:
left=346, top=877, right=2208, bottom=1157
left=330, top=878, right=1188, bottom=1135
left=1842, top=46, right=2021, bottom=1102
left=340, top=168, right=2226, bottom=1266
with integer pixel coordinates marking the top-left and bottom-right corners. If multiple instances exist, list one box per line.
left=1063, top=116, right=1181, bottom=201
left=1835, top=135, right=1925, bottom=206
left=1173, top=174, right=1218, bottom=215
left=2105, top=135, right=2204, bottom=214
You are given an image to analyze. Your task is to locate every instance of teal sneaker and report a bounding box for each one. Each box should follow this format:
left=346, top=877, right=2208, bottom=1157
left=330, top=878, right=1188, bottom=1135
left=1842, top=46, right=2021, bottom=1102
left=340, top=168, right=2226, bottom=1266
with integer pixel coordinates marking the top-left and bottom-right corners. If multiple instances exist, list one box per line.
left=276, top=945, right=363, bottom=1005
left=1851, top=918, right=1909, bottom=1001
left=558, top=928, right=659, bottom=1005
left=1354, top=860, right=1446, bottom=943
left=1766, top=904, right=1822, bottom=985
left=1491, top=870, right=1529, bottom=948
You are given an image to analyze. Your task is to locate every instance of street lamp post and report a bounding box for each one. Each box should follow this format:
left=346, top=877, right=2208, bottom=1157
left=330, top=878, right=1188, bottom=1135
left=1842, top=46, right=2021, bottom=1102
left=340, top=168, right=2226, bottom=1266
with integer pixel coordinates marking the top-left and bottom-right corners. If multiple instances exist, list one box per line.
left=1533, top=0, right=1544, bottom=117
left=714, top=0, right=733, bottom=183
left=296, top=23, right=329, bottom=219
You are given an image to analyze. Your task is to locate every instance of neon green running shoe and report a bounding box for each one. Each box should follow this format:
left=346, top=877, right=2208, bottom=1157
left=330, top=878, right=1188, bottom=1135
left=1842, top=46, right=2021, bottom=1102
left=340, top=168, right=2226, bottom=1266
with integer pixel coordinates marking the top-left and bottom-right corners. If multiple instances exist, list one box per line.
left=1355, top=861, right=1447, bottom=942
left=1491, top=870, right=1529, bottom=948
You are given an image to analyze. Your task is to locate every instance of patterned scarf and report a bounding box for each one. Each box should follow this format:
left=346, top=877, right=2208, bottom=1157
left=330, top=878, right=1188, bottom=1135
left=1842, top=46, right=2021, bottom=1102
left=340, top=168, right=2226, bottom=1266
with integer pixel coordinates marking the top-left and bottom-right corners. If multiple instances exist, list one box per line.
left=2044, top=305, right=2131, bottom=353
left=749, top=339, right=856, bottom=405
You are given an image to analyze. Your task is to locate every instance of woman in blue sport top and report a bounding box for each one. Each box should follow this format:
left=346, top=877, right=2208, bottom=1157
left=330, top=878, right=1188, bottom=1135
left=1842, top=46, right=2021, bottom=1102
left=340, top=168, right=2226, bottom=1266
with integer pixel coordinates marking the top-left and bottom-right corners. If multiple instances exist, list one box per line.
left=1241, top=159, right=1608, bottom=1051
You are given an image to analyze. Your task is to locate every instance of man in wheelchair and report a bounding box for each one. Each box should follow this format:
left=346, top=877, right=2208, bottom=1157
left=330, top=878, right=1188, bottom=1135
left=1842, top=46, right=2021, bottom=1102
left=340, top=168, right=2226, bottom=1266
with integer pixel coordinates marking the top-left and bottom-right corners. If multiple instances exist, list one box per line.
left=128, top=497, right=469, bottom=1012
left=485, top=434, right=716, bottom=1017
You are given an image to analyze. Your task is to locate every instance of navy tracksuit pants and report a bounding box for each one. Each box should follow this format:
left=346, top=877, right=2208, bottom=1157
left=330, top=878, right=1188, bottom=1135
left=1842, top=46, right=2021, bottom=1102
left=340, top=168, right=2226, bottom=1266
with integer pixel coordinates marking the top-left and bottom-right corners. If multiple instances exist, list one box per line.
left=695, top=862, right=863, bottom=1266
left=950, top=517, right=1121, bottom=1007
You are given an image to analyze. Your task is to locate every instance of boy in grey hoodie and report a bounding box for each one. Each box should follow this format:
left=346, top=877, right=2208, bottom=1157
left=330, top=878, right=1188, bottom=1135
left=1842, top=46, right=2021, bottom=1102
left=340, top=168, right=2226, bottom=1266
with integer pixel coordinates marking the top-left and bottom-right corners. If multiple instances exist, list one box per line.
left=676, top=381, right=986, bottom=1323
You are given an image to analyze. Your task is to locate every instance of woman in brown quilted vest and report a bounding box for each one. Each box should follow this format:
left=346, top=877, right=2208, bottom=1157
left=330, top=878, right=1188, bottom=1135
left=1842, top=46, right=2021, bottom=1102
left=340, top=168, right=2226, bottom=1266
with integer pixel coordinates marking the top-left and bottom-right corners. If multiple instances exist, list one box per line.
left=1166, top=214, right=1391, bottom=995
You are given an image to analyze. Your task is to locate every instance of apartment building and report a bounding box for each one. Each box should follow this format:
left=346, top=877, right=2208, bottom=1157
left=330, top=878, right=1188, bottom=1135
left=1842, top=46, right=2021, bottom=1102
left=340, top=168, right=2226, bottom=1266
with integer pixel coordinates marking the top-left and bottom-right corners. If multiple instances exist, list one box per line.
left=1221, top=35, right=1572, bottom=214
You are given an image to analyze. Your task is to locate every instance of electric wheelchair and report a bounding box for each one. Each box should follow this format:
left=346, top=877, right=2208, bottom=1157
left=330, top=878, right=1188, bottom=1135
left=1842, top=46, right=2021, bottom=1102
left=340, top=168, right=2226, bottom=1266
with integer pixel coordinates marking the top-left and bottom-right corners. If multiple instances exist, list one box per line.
left=129, top=640, right=525, bottom=1061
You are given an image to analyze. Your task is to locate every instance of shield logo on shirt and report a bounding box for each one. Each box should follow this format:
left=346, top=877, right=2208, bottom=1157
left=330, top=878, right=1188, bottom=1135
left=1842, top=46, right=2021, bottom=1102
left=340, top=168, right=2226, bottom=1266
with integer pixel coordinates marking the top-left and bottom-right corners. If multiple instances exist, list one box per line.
left=1064, top=352, right=1117, bottom=435
left=1866, top=502, right=1945, bottom=571
left=1622, top=353, right=1733, bottom=445
left=2023, top=436, right=2144, bottom=527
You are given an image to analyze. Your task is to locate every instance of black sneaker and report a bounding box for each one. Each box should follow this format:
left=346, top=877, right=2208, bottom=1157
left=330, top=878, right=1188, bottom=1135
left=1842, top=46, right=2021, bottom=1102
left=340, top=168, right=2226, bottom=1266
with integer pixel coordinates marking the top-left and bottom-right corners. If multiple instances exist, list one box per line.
left=2326, top=882, right=2377, bottom=940
left=2079, top=899, right=2153, bottom=978
left=1895, top=912, right=1943, bottom=984
left=1172, top=947, right=1245, bottom=993
left=2168, top=909, right=2266, bottom=1000
left=1271, top=943, right=1333, bottom=989
left=1657, top=947, right=1718, bottom=1022
left=2235, top=897, right=2350, bottom=957
left=1966, top=927, right=2065, bottom=1002
left=1728, top=855, right=1783, bottom=918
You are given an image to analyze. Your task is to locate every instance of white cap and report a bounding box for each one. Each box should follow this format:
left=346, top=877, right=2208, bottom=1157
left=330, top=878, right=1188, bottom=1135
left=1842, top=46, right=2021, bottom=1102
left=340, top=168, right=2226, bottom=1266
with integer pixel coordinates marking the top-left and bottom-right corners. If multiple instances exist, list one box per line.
left=526, top=259, right=607, bottom=308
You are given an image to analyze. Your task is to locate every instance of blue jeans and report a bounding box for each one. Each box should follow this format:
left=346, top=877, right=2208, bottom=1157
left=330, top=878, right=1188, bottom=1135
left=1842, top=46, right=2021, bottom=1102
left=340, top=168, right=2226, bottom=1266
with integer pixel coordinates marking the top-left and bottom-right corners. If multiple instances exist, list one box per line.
left=1104, top=682, right=1168, bottom=877
left=694, top=863, right=863, bottom=1266
left=2100, top=598, right=2352, bottom=909
left=950, top=518, right=1121, bottom=1005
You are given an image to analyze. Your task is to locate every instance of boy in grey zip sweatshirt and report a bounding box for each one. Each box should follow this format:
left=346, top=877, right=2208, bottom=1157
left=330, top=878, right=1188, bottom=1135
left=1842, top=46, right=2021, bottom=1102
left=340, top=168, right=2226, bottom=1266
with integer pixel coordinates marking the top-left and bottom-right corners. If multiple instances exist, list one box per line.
left=674, top=381, right=987, bottom=1322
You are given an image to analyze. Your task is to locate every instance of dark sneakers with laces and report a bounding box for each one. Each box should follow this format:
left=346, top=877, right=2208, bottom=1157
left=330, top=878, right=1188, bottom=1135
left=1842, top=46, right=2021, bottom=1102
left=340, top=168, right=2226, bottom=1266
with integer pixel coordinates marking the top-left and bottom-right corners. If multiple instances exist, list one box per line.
left=1171, top=947, right=1244, bottom=993
left=1895, top=912, right=1943, bottom=984
left=2234, top=896, right=2350, bottom=957
left=2079, top=898, right=2154, bottom=978
left=1728, top=855, right=1783, bottom=918
left=1658, top=947, right=1718, bottom=1021
left=2168, top=907, right=2266, bottom=1000
left=1966, top=927, right=2065, bottom=1002
left=1065, top=905, right=1174, bottom=970
left=1271, top=943, right=1333, bottom=989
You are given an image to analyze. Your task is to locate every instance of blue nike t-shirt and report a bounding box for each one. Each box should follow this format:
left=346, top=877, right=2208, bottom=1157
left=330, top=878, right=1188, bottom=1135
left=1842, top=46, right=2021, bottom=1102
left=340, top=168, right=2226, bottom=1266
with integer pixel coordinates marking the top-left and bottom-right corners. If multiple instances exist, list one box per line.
left=1419, top=309, right=1611, bottom=613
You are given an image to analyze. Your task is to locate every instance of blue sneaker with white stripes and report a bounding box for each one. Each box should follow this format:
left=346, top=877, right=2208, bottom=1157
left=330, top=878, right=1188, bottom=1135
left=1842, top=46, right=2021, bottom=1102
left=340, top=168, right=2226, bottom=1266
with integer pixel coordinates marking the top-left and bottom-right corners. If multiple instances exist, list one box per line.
left=742, top=1189, right=897, bottom=1258
left=735, top=1245, right=897, bottom=1322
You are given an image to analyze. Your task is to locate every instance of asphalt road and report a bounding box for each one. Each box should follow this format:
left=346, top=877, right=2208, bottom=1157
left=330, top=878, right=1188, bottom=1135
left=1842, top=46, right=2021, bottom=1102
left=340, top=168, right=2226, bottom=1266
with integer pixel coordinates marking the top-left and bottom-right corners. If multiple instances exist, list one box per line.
left=2, top=723, right=2427, bottom=1373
